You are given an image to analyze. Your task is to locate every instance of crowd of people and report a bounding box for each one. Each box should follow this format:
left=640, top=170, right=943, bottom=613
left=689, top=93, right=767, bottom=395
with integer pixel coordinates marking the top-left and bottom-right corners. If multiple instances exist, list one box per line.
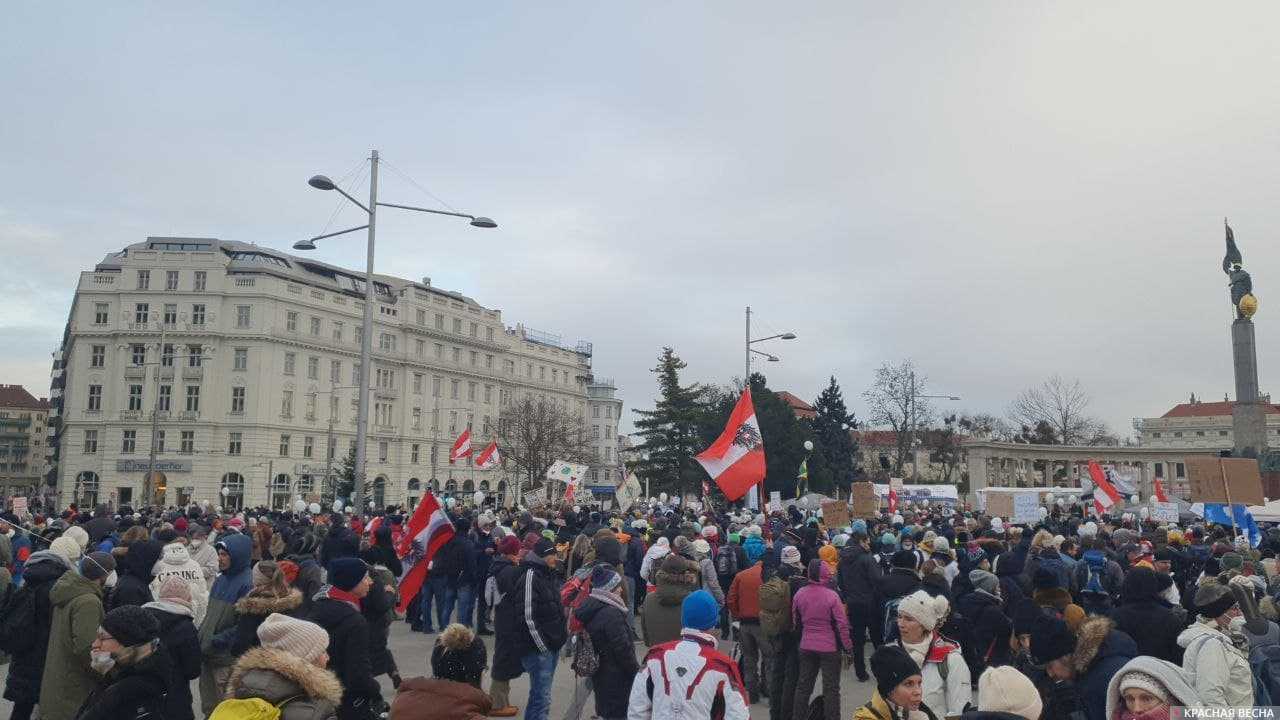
left=0, top=495, right=1277, bottom=720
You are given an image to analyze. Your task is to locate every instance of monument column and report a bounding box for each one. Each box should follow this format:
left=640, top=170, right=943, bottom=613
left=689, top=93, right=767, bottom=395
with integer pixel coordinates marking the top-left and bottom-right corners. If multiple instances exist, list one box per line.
left=1225, top=219, right=1267, bottom=459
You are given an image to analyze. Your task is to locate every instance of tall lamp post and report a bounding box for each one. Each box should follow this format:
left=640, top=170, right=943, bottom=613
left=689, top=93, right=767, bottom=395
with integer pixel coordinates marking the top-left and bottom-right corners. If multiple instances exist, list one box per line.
left=743, top=306, right=797, bottom=507
left=297, top=150, right=496, bottom=515
left=904, top=370, right=960, bottom=480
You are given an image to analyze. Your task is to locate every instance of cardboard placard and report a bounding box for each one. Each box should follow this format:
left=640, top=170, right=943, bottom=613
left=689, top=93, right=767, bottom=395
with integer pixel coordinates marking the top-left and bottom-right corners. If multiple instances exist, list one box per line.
left=768, top=491, right=782, bottom=513
left=305, top=493, right=321, bottom=503
left=522, top=488, right=547, bottom=507
left=822, top=500, right=852, bottom=529
left=985, top=493, right=1014, bottom=519
left=851, top=482, right=878, bottom=518
left=1186, top=456, right=1265, bottom=506
left=11, top=496, right=27, bottom=519
left=1011, top=493, right=1040, bottom=524
left=1150, top=501, right=1179, bottom=523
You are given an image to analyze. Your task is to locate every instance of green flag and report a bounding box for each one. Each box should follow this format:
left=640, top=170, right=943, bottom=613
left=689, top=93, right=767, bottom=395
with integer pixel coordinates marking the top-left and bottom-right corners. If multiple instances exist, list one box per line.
left=796, top=457, right=808, bottom=498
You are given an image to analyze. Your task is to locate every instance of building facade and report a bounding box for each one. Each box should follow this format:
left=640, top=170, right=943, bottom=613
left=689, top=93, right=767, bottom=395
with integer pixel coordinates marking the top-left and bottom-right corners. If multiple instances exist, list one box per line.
left=584, top=379, right=624, bottom=495
left=0, top=385, right=50, bottom=496
left=47, top=237, right=605, bottom=511
left=1136, top=395, right=1280, bottom=453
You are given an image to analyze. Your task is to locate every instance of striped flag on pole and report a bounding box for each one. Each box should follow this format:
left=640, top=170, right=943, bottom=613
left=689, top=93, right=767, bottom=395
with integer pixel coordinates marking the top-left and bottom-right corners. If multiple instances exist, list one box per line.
left=395, top=492, right=455, bottom=612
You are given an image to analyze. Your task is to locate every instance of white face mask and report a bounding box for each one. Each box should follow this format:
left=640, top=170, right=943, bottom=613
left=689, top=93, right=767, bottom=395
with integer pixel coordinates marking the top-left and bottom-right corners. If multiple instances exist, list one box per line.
left=103, top=570, right=118, bottom=589
left=1229, top=615, right=1247, bottom=633
left=190, top=539, right=204, bottom=549
left=90, top=650, right=116, bottom=674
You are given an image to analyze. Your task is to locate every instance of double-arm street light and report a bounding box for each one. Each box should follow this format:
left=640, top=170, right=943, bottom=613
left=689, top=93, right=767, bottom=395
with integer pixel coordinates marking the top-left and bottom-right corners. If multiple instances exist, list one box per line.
left=744, top=306, right=797, bottom=382
left=297, top=150, right=496, bottom=514
left=904, top=370, right=961, bottom=479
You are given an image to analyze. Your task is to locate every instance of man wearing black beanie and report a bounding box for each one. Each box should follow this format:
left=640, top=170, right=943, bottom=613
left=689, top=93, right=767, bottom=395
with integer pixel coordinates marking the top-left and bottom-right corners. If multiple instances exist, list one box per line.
left=310, top=558, right=382, bottom=718
left=73, top=605, right=171, bottom=720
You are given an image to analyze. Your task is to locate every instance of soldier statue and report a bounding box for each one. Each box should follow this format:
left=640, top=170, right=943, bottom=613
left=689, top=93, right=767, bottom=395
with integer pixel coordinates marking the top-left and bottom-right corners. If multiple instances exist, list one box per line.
left=1224, top=218, right=1256, bottom=319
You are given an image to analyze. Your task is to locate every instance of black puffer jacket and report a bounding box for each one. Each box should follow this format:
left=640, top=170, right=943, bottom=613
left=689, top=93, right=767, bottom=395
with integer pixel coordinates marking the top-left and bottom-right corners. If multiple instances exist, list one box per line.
left=2, top=551, right=69, bottom=706
left=493, top=555, right=566, bottom=661
left=488, top=557, right=524, bottom=682
left=954, top=589, right=1012, bottom=670
left=71, top=644, right=172, bottom=720
left=1109, top=568, right=1184, bottom=664
left=145, top=604, right=202, bottom=720
left=107, top=540, right=164, bottom=610
left=309, top=591, right=381, bottom=720
left=575, top=593, right=640, bottom=719
left=837, top=544, right=882, bottom=607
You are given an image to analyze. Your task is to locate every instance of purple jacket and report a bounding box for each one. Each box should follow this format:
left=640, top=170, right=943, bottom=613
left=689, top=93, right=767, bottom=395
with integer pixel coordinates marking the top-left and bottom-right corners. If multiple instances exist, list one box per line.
left=791, top=563, right=853, bottom=653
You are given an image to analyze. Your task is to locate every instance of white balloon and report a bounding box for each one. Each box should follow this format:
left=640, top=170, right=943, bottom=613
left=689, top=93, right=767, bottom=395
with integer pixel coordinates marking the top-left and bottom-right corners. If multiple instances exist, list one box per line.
left=659, top=492, right=669, bottom=503
left=1055, top=498, right=1064, bottom=507
left=474, top=491, right=486, bottom=506
left=1139, top=507, right=1151, bottom=520
left=332, top=500, right=344, bottom=512
left=803, top=440, right=814, bottom=452
left=293, top=500, right=307, bottom=513
left=1129, top=494, right=1140, bottom=505
left=1038, top=507, right=1049, bottom=518
left=1068, top=494, right=1079, bottom=505
left=343, top=506, right=353, bottom=514
left=1044, top=493, right=1056, bottom=503
left=308, top=502, right=321, bottom=514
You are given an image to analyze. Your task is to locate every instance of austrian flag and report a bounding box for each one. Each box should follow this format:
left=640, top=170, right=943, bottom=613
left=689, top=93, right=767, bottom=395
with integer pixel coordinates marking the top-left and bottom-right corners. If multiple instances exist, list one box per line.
left=450, top=428, right=472, bottom=464
left=1088, top=459, right=1122, bottom=515
left=394, top=492, right=455, bottom=612
left=695, top=388, right=766, bottom=502
left=476, top=441, right=501, bottom=469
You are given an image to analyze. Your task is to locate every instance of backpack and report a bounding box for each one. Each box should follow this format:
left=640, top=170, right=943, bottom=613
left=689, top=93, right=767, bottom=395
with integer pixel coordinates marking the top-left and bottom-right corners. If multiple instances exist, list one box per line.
left=0, top=583, right=36, bottom=654
left=759, top=576, right=793, bottom=636
left=208, top=696, right=298, bottom=720
left=1078, top=553, right=1110, bottom=596
left=715, top=545, right=740, bottom=580
left=570, top=630, right=600, bottom=677
left=368, top=564, right=400, bottom=609
left=939, top=612, right=981, bottom=682
left=561, top=565, right=594, bottom=633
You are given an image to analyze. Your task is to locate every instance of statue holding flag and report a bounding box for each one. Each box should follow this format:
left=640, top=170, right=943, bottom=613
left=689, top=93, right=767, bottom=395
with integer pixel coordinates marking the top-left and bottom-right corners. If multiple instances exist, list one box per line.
left=1224, top=218, right=1257, bottom=319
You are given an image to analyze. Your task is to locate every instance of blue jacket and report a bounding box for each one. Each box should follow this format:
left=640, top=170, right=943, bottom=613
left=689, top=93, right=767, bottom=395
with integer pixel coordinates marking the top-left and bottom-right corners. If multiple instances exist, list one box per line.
left=743, top=536, right=766, bottom=564
left=197, top=533, right=253, bottom=666
left=1075, top=618, right=1138, bottom=720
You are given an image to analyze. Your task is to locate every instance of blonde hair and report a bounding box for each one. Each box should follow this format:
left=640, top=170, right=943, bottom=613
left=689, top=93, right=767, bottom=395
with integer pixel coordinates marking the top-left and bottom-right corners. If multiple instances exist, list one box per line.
left=1032, top=530, right=1056, bottom=551
left=440, top=622, right=476, bottom=651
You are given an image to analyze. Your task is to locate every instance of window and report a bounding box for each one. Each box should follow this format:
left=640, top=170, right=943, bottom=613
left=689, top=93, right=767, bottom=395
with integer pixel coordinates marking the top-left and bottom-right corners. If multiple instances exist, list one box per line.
left=485, top=354, right=494, bottom=369
left=1152, top=432, right=1162, bottom=438
left=186, top=385, right=200, bottom=412
left=1175, top=462, right=1186, bottom=478
left=352, top=363, right=362, bottom=386
left=122, top=430, right=136, bottom=454
left=486, top=327, right=494, bottom=342
left=303, top=436, right=314, bottom=458
left=416, top=309, right=426, bottom=326
left=504, top=360, right=515, bottom=374
left=180, top=431, right=194, bottom=454
left=233, top=348, right=248, bottom=371
left=468, top=382, right=477, bottom=401
left=128, top=385, right=143, bottom=411
left=135, top=303, right=149, bottom=324
left=231, top=387, right=246, bottom=413
left=284, top=352, right=296, bottom=376
left=526, top=363, right=533, bottom=377
left=552, top=369, right=558, bottom=383
left=432, top=376, right=442, bottom=398
left=333, top=321, right=343, bottom=341
left=605, top=447, right=612, bottom=461
left=1174, top=431, right=1183, bottom=438
left=83, top=429, right=98, bottom=453
left=413, top=373, right=423, bottom=394
left=228, top=432, right=242, bottom=456
left=163, top=303, right=177, bottom=325
left=286, top=311, right=298, bottom=332
left=305, top=393, right=316, bottom=419
left=279, top=434, right=291, bottom=456
left=90, top=345, right=106, bottom=368
left=431, top=408, right=439, bottom=431
left=328, top=437, right=337, bottom=460
left=593, top=406, right=601, bottom=418
left=605, top=426, right=612, bottom=439
left=137, top=270, right=150, bottom=290
left=236, top=305, right=251, bottom=328
left=189, top=344, right=203, bottom=366
left=413, top=408, right=422, bottom=428
left=434, top=343, right=444, bottom=358
left=453, top=318, right=463, bottom=334
left=87, top=385, right=103, bottom=411
left=165, top=270, right=179, bottom=290
left=469, top=351, right=478, bottom=367
left=1196, top=430, right=1205, bottom=437
left=281, top=390, right=294, bottom=417
left=449, top=411, right=458, bottom=434
left=450, top=380, right=460, bottom=400
left=483, top=415, right=491, bottom=434
left=155, top=430, right=165, bottom=453
left=380, top=333, right=396, bottom=351
left=130, top=343, right=146, bottom=365
left=1220, top=430, right=1229, bottom=436
left=452, top=347, right=461, bottom=364
left=470, top=322, right=478, bottom=337
left=379, top=441, right=388, bottom=463
left=161, top=344, right=174, bottom=367
left=307, top=356, right=319, bottom=380
left=94, top=303, right=109, bottom=324
left=606, top=406, right=613, bottom=419
left=325, top=360, right=338, bottom=384
left=158, top=385, right=171, bottom=412
left=411, top=443, right=420, bottom=464
left=1154, top=462, right=1164, bottom=477
left=310, top=317, right=321, bottom=336
left=356, top=326, right=363, bottom=344
left=191, top=304, right=205, bottom=325
left=193, top=271, right=206, bottom=291
left=539, top=366, right=546, bottom=380
left=415, top=339, right=425, bottom=356
left=592, top=425, right=600, bottom=439
left=435, top=313, right=445, bottom=330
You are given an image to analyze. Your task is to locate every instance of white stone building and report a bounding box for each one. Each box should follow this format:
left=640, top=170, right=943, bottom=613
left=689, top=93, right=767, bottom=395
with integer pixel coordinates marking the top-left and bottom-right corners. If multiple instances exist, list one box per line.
left=584, top=379, right=624, bottom=497
left=47, top=237, right=603, bottom=511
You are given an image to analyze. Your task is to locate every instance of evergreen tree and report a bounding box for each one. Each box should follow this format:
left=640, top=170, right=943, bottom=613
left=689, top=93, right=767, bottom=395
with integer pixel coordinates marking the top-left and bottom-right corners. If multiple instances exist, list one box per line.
left=631, top=347, right=707, bottom=497
left=811, top=376, right=860, bottom=495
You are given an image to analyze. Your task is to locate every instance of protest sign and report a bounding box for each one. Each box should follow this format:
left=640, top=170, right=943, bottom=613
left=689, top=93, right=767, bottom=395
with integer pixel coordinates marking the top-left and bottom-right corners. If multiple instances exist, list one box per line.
left=768, top=491, right=782, bottom=513
left=1011, top=493, right=1040, bottom=524
left=1187, top=456, right=1264, bottom=506
left=985, top=493, right=1014, bottom=519
left=822, top=500, right=852, bottom=529
left=851, top=483, right=878, bottom=517
left=1150, top=501, right=1179, bottom=523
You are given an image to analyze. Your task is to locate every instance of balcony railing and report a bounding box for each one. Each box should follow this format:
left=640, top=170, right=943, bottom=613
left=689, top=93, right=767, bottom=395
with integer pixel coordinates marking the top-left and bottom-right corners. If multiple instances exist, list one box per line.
left=182, top=366, right=203, bottom=380
left=124, top=366, right=146, bottom=379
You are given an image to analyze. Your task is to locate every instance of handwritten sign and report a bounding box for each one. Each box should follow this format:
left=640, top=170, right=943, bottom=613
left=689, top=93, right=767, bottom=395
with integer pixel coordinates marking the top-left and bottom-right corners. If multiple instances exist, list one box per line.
left=522, top=487, right=547, bottom=508
left=768, top=491, right=782, bottom=513
left=1012, top=493, right=1041, bottom=524
left=851, top=483, right=878, bottom=518
left=985, top=493, right=1014, bottom=519
left=11, top=496, right=27, bottom=519
left=822, top=500, right=852, bottom=529
left=1150, top=501, right=1179, bottom=523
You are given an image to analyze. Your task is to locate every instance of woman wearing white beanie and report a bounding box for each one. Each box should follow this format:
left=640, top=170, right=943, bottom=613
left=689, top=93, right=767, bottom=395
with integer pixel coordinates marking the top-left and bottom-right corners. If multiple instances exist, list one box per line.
left=224, top=613, right=342, bottom=720
left=895, top=590, right=970, bottom=720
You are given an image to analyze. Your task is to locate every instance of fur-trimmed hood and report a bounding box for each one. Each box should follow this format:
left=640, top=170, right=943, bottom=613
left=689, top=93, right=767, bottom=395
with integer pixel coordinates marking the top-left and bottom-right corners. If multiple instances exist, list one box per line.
left=235, top=587, right=303, bottom=616
left=1103, top=656, right=1201, bottom=719
left=227, top=646, right=343, bottom=706
left=1071, top=616, right=1137, bottom=675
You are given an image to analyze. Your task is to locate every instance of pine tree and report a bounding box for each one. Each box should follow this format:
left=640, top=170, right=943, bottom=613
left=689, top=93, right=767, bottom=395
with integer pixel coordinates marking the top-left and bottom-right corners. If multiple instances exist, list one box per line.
left=812, top=376, right=860, bottom=494
left=631, top=348, right=707, bottom=497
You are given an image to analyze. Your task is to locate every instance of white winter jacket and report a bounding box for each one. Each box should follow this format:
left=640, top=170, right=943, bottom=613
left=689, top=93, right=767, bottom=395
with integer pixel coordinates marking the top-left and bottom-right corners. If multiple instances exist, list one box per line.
left=150, top=541, right=211, bottom=624
left=628, top=629, right=749, bottom=720
left=1178, top=619, right=1253, bottom=708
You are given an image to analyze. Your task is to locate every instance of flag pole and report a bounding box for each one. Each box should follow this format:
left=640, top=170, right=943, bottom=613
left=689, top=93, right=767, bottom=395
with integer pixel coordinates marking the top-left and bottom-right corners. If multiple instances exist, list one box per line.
left=1220, top=458, right=1239, bottom=539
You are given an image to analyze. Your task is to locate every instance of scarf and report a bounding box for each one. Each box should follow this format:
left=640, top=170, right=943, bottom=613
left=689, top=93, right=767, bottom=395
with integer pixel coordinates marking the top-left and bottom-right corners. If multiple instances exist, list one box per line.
left=1117, top=702, right=1170, bottom=720
left=902, top=636, right=931, bottom=668
left=589, top=588, right=629, bottom=614
left=318, top=585, right=361, bottom=611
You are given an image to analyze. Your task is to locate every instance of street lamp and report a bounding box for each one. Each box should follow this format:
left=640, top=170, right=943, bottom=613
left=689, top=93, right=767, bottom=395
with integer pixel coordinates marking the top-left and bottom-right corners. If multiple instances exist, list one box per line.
left=904, top=370, right=961, bottom=480
left=744, top=306, right=797, bottom=381
left=298, top=150, right=496, bottom=515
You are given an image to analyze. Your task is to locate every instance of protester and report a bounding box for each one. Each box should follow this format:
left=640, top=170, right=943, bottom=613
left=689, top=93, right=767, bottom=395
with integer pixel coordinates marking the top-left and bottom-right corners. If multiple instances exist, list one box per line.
left=494, top=536, right=565, bottom=720
left=389, top=624, right=492, bottom=720
left=1103, top=658, right=1201, bottom=720
left=967, top=666, right=1042, bottom=720
left=187, top=525, right=219, bottom=588
left=1178, top=581, right=1252, bottom=707
left=726, top=552, right=770, bottom=703
left=574, top=564, right=640, bottom=720
left=1109, top=566, right=1184, bottom=664
left=2, top=550, right=71, bottom=720
left=642, top=553, right=700, bottom=647
left=143, top=577, right=202, bottom=720
left=39, top=551, right=115, bottom=720
left=149, top=531, right=211, bottom=624
left=231, top=558, right=303, bottom=654
left=197, top=532, right=254, bottom=715
left=838, top=529, right=884, bottom=681
left=955, top=569, right=1012, bottom=671
left=106, top=538, right=163, bottom=610
left=71, top=605, right=170, bottom=720
left=856, top=645, right=937, bottom=720
left=224, top=612, right=343, bottom=720
left=895, top=590, right=970, bottom=720
left=793, top=558, right=854, bottom=720
left=629, top=589, right=749, bottom=720
left=310, top=556, right=384, bottom=720
left=485, top=534, right=523, bottom=717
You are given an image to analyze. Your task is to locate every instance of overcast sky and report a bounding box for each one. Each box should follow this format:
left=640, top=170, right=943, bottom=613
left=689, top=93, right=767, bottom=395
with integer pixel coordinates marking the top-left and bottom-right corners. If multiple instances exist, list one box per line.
left=5, top=3, right=1280, bottom=442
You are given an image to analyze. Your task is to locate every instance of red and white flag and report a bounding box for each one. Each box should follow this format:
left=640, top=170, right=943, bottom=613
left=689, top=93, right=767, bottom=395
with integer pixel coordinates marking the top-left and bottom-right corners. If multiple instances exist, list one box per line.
left=449, top=428, right=472, bottom=464
left=695, top=388, right=766, bottom=502
left=888, top=487, right=899, bottom=515
left=476, top=441, right=501, bottom=470
left=394, top=492, right=455, bottom=612
left=1154, top=477, right=1169, bottom=503
left=1088, top=460, right=1122, bottom=515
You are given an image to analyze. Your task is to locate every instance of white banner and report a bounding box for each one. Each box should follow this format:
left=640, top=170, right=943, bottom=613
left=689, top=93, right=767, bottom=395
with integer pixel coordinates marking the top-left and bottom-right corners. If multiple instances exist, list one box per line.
left=546, top=460, right=588, bottom=487
left=1151, top=501, right=1179, bottom=523
left=1012, top=493, right=1041, bottom=524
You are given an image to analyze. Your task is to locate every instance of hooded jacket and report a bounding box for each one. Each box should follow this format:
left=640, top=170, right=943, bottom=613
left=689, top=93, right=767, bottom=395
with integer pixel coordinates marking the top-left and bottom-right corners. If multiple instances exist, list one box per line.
left=106, top=539, right=164, bottom=610
left=743, top=534, right=767, bottom=565
left=3, top=550, right=70, bottom=707
left=954, top=588, right=1012, bottom=670
left=641, top=556, right=698, bottom=647
left=493, top=553, right=566, bottom=660
left=1178, top=617, right=1253, bottom=708
left=39, top=570, right=106, bottom=720
left=187, top=537, right=219, bottom=588
left=1109, top=568, right=1184, bottom=664
left=726, top=561, right=764, bottom=622
left=793, top=563, right=853, bottom=653
left=310, top=586, right=382, bottom=717
left=1072, top=617, right=1138, bottom=720
left=389, top=676, right=491, bottom=720
left=576, top=593, right=641, bottom=718
left=149, top=541, right=210, bottom=624
left=144, top=601, right=202, bottom=720
left=231, top=587, right=305, bottom=655
left=1103, top=656, right=1201, bottom=720
left=198, top=533, right=254, bottom=666
left=639, top=539, right=670, bottom=585
left=226, top=645, right=343, bottom=720
left=838, top=543, right=883, bottom=607
left=71, top=644, right=172, bottom=720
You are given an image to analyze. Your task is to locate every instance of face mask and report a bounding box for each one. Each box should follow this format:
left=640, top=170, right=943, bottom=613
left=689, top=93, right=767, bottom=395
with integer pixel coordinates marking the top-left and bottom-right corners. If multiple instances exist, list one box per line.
left=90, top=650, right=116, bottom=674
left=103, top=571, right=118, bottom=589
left=1229, top=615, right=1247, bottom=633
left=191, top=540, right=204, bottom=549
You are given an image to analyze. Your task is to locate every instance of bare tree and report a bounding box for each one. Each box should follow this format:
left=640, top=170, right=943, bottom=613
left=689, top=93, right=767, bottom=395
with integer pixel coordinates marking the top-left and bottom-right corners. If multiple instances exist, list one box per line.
left=863, top=359, right=934, bottom=472
left=959, top=412, right=1016, bottom=441
left=1007, top=375, right=1112, bottom=445
left=497, top=396, right=593, bottom=493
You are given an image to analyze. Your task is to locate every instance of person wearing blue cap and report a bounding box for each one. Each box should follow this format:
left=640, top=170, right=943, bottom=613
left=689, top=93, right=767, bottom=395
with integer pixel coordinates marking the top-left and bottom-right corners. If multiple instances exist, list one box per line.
left=629, top=590, right=749, bottom=720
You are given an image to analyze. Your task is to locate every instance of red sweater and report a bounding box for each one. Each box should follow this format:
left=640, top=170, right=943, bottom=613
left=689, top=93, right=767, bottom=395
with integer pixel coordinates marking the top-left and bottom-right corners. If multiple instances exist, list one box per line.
left=727, top=562, right=763, bottom=621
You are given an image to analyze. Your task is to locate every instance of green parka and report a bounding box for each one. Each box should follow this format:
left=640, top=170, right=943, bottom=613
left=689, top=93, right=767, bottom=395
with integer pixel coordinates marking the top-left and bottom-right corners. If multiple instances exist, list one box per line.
left=39, top=571, right=105, bottom=720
